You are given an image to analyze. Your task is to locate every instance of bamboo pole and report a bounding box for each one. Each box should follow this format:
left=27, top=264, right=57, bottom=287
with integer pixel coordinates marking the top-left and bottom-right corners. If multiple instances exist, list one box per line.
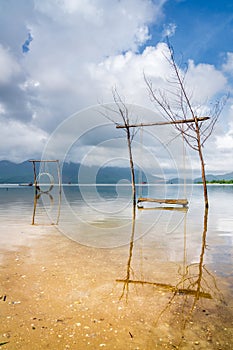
left=29, top=160, right=59, bottom=162
left=32, top=160, right=37, bottom=225
left=137, top=198, right=188, bottom=206
left=56, top=160, right=62, bottom=225
left=116, top=116, right=210, bottom=129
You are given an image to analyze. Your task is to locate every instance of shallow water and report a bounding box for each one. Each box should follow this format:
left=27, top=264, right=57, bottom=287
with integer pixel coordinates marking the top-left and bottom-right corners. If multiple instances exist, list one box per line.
left=0, top=184, right=232, bottom=276
left=0, top=184, right=233, bottom=349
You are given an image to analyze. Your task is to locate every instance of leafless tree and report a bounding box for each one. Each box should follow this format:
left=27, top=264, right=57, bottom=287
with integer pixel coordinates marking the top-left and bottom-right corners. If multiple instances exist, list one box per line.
left=144, top=39, right=228, bottom=208
left=100, top=87, right=138, bottom=207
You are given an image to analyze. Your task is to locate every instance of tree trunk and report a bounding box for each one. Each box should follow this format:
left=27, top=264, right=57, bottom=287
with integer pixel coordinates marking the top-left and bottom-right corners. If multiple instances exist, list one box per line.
left=199, top=148, right=208, bottom=209
left=194, top=118, right=209, bottom=209
left=126, top=127, right=136, bottom=207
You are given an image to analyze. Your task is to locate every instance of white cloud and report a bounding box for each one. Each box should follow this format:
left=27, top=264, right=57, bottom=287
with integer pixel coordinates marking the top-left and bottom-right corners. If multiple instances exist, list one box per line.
left=135, top=25, right=151, bottom=45
left=185, top=60, right=227, bottom=103
left=34, top=0, right=104, bottom=23
left=88, top=43, right=227, bottom=112
left=222, top=52, right=233, bottom=75
left=0, top=45, right=20, bottom=84
left=162, top=23, right=177, bottom=38
left=88, top=43, right=172, bottom=105
left=32, top=0, right=163, bottom=56
left=0, top=103, right=6, bottom=115
left=216, top=121, right=233, bottom=151
left=18, top=0, right=166, bottom=130
left=0, top=117, right=48, bottom=162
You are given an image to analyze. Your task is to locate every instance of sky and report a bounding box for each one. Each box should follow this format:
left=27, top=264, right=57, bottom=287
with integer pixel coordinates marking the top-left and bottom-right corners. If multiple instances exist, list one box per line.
left=0, top=0, right=233, bottom=177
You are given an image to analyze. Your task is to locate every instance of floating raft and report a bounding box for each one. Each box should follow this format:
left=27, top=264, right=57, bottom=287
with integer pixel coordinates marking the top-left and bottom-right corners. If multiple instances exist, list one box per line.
left=137, top=198, right=188, bottom=207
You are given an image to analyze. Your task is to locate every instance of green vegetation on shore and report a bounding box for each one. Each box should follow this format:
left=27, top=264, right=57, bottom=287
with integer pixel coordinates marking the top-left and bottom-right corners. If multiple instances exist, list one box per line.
left=197, top=179, right=233, bottom=184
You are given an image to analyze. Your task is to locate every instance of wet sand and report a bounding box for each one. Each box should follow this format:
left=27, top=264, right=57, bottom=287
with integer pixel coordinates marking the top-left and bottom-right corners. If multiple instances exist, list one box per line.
left=0, top=223, right=233, bottom=349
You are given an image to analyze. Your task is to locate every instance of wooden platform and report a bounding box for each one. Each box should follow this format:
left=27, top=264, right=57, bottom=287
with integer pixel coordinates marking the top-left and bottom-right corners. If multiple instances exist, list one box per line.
left=137, top=198, right=188, bottom=207
left=137, top=206, right=188, bottom=212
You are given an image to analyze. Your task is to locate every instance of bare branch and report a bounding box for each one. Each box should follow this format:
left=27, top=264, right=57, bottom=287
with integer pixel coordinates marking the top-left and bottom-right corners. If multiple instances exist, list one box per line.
left=100, top=87, right=138, bottom=207
left=144, top=38, right=228, bottom=208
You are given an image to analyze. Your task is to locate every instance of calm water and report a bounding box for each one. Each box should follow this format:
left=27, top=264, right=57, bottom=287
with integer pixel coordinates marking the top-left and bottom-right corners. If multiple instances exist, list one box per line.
left=0, top=184, right=232, bottom=279
left=1, top=184, right=233, bottom=348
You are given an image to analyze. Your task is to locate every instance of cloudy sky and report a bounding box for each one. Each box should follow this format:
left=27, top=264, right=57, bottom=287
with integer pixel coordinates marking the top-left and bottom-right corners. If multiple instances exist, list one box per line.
left=0, top=0, right=233, bottom=176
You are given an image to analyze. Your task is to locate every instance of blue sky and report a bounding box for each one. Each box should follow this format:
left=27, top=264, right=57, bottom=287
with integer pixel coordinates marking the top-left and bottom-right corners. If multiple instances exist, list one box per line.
left=140, top=0, right=232, bottom=73
left=0, top=0, right=232, bottom=175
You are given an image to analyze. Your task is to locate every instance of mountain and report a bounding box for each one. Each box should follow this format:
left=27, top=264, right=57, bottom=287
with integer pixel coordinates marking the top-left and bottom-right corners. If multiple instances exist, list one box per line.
left=194, top=172, right=233, bottom=183
left=168, top=173, right=233, bottom=184
left=0, top=160, right=164, bottom=184
left=0, top=160, right=232, bottom=184
left=59, top=162, right=163, bottom=184
left=166, top=178, right=193, bottom=184
left=0, top=160, right=34, bottom=184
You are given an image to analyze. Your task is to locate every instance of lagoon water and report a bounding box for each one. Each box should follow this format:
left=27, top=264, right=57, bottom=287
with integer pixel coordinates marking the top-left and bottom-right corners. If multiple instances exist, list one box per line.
left=0, top=184, right=233, bottom=349
left=0, top=184, right=232, bottom=276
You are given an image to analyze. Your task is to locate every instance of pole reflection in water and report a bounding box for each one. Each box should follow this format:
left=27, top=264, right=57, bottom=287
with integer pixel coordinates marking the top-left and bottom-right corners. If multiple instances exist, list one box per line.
left=30, top=160, right=61, bottom=225
left=116, top=203, right=224, bottom=338
left=154, top=207, right=225, bottom=331
left=117, top=203, right=137, bottom=301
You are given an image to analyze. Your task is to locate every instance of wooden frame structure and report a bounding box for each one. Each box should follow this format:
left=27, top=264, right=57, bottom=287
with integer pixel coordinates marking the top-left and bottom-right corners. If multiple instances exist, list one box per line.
left=29, top=160, right=61, bottom=189
left=116, top=116, right=209, bottom=208
left=29, top=160, right=61, bottom=225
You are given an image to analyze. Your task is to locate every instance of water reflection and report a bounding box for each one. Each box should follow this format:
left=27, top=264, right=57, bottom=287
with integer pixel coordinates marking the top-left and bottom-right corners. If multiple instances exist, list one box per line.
left=32, top=184, right=61, bottom=225
left=117, top=204, right=137, bottom=300
left=117, top=204, right=224, bottom=333
left=30, top=159, right=61, bottom=225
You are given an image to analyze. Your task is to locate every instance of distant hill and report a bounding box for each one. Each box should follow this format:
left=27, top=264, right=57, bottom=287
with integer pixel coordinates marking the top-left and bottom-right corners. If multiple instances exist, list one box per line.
left=194, top=172, right=233, bottom=183
left=0, top=160, right=232, bottom=184
left=57, top=162, right=164, bottom=184
left=0, top=160, right=34, bottom=184
left=0, top=160, right=164, bottom=184
left=167, top=173, right=233, bottom=184
left=166, top=178, right=193, bottom=184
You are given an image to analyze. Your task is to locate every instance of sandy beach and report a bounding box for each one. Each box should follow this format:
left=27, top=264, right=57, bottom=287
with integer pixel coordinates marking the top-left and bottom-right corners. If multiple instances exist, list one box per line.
left=0, top=221, right=233, bottom=350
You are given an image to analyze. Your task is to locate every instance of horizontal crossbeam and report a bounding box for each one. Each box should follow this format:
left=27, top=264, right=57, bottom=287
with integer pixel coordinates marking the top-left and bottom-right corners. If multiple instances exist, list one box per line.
left=29, top=160, right=59, bottom=162
left=116, top=116, right=209, bottom=129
